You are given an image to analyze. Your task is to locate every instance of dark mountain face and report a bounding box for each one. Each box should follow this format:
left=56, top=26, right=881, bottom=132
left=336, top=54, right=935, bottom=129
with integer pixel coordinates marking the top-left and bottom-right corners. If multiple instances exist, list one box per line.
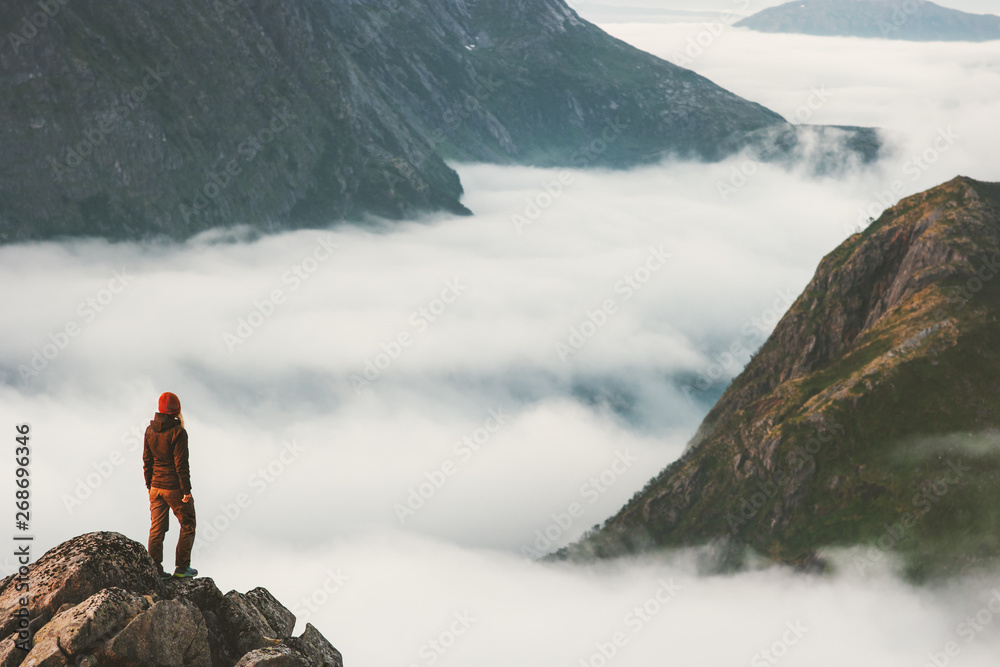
left=0, top=0, right=470, bottom=241
left=736, top=0, right=1000, bottom=41
left=567, top=177, right=1000, bottom=580
left=1, top=0, right=879, bottom=242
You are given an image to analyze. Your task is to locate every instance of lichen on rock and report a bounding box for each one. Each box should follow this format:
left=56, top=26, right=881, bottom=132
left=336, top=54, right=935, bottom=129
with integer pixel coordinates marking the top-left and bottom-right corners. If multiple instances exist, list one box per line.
left=0, top=532, right=343, bottom=667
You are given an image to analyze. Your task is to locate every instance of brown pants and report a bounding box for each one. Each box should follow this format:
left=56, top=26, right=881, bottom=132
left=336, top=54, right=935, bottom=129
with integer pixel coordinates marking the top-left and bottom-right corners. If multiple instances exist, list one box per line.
left=148, top=487, right=197, bottom=570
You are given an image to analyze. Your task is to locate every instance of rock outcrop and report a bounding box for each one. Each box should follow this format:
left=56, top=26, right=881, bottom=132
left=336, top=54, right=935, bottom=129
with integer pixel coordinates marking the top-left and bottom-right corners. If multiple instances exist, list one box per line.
left=565, top=176, right=1000, bottom=580
left=0, top=532, right=343, bottom=667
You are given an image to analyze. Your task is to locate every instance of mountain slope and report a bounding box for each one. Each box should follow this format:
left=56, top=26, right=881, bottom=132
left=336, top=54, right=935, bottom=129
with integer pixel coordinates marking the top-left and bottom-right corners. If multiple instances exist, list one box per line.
left=0, top=0, right=470, bottom=241
left=566, top=176, right=1000, bottom=580
left=339, top=0, right=782, bottom=165
left=736, top=0, right=1000, bottom=41
left=0, top=0, right=879, bottom=242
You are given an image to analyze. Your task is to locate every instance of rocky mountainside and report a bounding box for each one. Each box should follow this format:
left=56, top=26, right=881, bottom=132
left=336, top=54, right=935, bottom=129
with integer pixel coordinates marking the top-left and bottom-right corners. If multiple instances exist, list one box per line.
left=564, top=176, right=1000, bottom=580
left=0, top=532, right=342, bottom=666
left=0, top=0, right=879, bottom=242
left=736, top=0, right=1000, bottom=41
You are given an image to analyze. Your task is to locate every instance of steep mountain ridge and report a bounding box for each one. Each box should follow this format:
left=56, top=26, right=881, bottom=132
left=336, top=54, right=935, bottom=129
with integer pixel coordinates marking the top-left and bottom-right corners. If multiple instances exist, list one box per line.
left=0, top=0, right=879, bottom=242
left=567, top=176, right=1000, bottom=579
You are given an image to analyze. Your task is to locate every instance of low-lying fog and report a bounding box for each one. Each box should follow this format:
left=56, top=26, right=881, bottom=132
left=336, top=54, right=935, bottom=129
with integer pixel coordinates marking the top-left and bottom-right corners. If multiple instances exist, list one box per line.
left=2, top=22, right=999, bottom=667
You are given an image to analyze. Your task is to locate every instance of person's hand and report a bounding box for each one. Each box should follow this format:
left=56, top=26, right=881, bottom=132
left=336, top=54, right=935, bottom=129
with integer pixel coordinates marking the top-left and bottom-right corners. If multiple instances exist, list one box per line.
left=182, top=494, right=192, bottom=503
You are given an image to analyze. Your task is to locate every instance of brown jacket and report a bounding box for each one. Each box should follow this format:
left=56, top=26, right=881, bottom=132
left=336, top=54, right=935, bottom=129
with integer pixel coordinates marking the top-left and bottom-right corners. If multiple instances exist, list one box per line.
left=143, top=413, right=191, bottom=493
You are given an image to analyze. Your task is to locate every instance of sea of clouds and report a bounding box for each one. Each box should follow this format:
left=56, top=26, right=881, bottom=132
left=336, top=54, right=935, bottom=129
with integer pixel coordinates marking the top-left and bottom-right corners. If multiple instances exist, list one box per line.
left=2, top=17, right=1000, bottom=667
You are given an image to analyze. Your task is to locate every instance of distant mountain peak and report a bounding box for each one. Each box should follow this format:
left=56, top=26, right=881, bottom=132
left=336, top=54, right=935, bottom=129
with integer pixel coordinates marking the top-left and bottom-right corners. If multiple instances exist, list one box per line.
left=736, top=0, right=1000, bottom=41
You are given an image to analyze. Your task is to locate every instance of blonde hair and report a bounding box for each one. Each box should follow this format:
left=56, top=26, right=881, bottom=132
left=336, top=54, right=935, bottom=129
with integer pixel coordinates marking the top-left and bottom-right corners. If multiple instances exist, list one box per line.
left=177, top=411, right=185, bottom=429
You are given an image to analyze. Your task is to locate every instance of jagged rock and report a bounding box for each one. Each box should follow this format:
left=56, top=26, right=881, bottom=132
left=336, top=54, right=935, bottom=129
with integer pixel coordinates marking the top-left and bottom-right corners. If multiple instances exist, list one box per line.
left=166, top=578, right=239, bottom=666
left=0, top=635, right=27, bottom=667
left=165, top=578, right=299, bottom=665
left=20, top=587, right=149, bottom=667
left=0, top=532, right=163, bottom=642
left=100, top=599, right=212, bottom=667
left=284, top=624, right=344, bottom=667
left=167, top=577, right=227, bottom=613
left=243, top=589, right=296, bottom=639
left=234, top=646, right=306, bottom=667
left=235, top=624, right=344, bottom=667
left=0, top=533, right=342, bottom=667
left=220, top=590, right=290, bottom=656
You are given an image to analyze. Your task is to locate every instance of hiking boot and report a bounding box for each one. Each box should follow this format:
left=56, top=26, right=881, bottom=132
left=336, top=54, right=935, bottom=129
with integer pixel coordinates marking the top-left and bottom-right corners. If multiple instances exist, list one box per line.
left=158, top=570, right=172, bottom=580
left=173, top=566, right=199, bottom=578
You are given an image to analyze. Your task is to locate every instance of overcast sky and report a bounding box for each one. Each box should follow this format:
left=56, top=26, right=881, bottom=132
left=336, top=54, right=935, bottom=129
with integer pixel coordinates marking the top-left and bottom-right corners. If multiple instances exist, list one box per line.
left=2, top=13, right=999, bottom=667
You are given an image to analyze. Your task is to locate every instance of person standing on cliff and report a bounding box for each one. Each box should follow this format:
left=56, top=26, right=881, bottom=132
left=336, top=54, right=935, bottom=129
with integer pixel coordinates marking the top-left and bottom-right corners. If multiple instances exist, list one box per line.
left=144, top=391, right=198, bottom=579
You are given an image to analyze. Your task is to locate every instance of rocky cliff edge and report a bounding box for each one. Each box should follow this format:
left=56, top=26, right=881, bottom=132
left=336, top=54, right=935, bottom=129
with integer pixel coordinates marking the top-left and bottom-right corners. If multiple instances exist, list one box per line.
left=0, top=532, right=343, bottom=667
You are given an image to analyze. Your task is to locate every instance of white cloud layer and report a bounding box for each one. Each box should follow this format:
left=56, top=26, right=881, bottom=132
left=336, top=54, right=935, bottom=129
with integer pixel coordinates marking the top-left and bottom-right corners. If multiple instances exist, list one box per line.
left=1, top=23, right=998, bottom=667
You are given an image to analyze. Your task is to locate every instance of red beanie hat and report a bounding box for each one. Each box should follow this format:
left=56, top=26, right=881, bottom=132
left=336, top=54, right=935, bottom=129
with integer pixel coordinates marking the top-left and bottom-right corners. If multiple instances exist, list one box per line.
left=158, top=392, right=181, bottom=415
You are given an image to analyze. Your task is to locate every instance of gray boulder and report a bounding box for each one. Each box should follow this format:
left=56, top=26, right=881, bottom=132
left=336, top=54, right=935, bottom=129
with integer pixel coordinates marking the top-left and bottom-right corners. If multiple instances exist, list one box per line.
left=0, top=532, right=163, bottom=641
left=20, top=587, right=149, bottom=667
left=100, top=598, right=212, bottom=666
left=236, top=624, right=344, bottom=667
